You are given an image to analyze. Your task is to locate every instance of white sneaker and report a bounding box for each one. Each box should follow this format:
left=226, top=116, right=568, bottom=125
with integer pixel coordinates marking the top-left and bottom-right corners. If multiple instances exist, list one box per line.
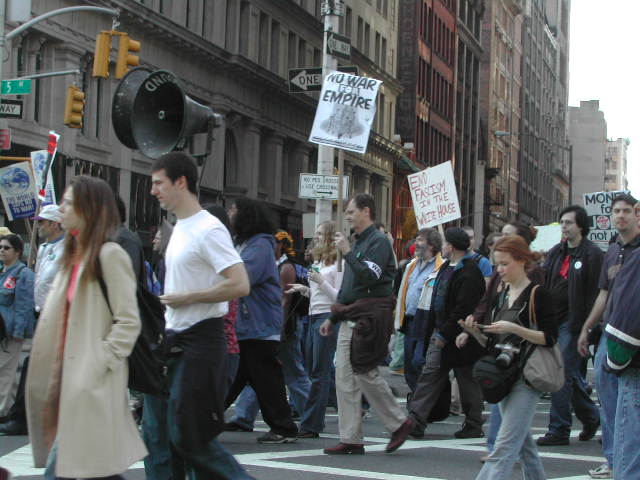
left=589, top=463, right=613, bottom=479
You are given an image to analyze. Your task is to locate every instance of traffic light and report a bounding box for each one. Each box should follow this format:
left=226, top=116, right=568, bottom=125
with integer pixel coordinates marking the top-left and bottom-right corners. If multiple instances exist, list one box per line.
left=92, top=31, right=112, bottom=78
left=115, top=34, right=141, bottom=79
left=64, top=85, right=86, bottom=128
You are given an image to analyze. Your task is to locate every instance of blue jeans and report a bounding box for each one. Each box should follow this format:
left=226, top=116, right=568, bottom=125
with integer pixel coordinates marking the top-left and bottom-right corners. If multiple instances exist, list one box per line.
left=403, top=334, right=426, bottom=392
left=476, top=379, right=546, bottom=480
left=45, top=443, right=124, bottom=480
left=486, top=403, right=502, bottom=452
left=614, top=367, right=640, bottom=478
left=595, top=333, right=617, bottom=468
left=548, top=322, right=599, bottom=437
left=299, top=312, right=338, bottom=433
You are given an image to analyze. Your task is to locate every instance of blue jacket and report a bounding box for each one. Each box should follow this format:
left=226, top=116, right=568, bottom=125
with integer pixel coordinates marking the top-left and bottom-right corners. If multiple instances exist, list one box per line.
left=236, top=234, right=283, bottom=341
left=0, top=262, right=36, bottom=339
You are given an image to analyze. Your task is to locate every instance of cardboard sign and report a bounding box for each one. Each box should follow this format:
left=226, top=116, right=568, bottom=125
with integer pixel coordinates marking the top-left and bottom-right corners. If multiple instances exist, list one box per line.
left=583, top=189, right=630, bottom=251
left=30, top=150, right=56, bottom=206
left=530, top=224, right=562, bottom=253
left=0, top=162, right=37, bottom=220
left=408, top=161, right=461, bottom=228
left=309, top=71, right=382, bottom=154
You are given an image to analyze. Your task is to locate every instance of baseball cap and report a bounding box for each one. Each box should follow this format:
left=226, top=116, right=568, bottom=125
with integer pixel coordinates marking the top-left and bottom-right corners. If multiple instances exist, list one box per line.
left=35, top=204, right=63, bottom=223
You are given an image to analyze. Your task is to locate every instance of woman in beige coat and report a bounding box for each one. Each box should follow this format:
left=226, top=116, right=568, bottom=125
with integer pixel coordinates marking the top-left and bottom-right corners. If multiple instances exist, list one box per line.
left=26, top=176, right=147, bottom=479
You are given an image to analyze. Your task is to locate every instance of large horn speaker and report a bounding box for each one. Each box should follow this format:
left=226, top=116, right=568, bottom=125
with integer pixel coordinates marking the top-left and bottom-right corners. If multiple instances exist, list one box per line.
left=112, top=68, right=221, bottom=159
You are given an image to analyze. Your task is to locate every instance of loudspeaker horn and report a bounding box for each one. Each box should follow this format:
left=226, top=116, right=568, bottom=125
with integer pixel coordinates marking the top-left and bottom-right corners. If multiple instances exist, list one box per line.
left=112, top=68, right=222, bottom=159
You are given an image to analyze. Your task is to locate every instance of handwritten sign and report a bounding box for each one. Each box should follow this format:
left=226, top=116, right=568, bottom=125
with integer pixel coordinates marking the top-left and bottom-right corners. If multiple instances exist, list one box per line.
left=530, top=224, right=562, bottom=253
left=583, top=189, right=630, bottom=251
left=0, top=162, right=37, bottom=221
left=408, top=161, right=461, bottom=228
left=30, top=150, right=56, bottom=206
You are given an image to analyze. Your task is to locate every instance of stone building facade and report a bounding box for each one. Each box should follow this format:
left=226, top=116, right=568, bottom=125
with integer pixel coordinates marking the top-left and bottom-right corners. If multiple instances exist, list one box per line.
left=605, top=137, right=629, bottom=192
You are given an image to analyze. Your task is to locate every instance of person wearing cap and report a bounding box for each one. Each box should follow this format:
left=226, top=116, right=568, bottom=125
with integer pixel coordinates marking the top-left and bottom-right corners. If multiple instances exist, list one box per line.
left=395, top=227, right=486, bottom=443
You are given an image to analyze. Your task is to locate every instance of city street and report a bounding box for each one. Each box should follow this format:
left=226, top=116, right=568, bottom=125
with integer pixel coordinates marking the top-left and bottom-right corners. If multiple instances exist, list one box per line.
left=0, top=368, right=606, bottom=480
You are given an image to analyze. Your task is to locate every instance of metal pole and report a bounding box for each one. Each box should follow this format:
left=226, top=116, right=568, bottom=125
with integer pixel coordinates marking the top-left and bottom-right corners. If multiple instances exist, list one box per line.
left=316, top=5, right=340, bottom=228
left=336, top=148, right=344, bottom=271
left=11, top=69, right=80, bottom=80
left=0, top=0, right=8, bottom=136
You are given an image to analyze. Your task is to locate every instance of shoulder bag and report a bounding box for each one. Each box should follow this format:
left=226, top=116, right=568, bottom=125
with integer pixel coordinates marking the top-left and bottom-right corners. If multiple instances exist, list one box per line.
left=522, top=285, right=564, bottom=392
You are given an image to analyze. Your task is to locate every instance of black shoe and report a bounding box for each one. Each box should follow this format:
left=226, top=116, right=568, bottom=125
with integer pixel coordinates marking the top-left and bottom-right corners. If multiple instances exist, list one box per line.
left=224, top=421, right=253, bottom=432
left=257, top=431, right=297, bottom=444
left=0, top=420, right=27, bottom=436
left=454, top=422, right=484, bottom=439
left=297, top=430, right=320, bottom=438
left=536, top=433, right=569, bottom=446
left=323, top=442, right=365, bottom=455
left=579, top=421, right=599, bottom=441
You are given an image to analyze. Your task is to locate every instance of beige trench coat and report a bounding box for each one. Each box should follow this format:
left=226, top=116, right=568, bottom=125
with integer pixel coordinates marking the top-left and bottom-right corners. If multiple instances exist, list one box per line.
left=26, top=242, right=148, bottom=478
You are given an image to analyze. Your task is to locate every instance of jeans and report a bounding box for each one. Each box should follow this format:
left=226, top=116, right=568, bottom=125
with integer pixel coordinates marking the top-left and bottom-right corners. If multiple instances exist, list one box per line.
left=476, top=379, right=546, bottom=480
left=595, top=333, right=617, bottom=468
left=300, top=312, right=339, bottom=433
left=614, top=367, right=640, bottom=479
left=45, top=443, right=125, bottom=480
left=388, top=331, right=405, bottom=371
left=548, top=322, right=599, bottom=437
left=486, top=403, right=502, bottom=452
left=403, top=334, right=426, bottom=392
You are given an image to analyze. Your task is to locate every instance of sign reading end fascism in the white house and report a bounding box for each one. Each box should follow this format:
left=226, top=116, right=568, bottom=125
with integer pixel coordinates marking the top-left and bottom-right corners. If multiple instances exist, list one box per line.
left=309, top=71, right=382, bottom=154
left=408, top=161, right=461, bottom=229
left=583, top=189, right=630, bottom=251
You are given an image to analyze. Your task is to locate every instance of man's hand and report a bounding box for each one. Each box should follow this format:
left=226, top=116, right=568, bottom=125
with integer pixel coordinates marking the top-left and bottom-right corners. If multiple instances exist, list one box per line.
left=334, top=232, right=351, bottom=255
left=455, top=332, right=469, bottom=349
left=319, top=319, right=334, bottom=336
left=577, top=329, right=590, bottom=357
left=159, top=292, right=192, bottom=308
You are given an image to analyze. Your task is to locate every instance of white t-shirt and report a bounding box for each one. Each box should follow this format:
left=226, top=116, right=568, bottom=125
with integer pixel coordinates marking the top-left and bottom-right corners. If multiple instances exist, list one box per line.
left=308, top=261, right=344, bottom=315
left=164, top=210, right=243, bottom=331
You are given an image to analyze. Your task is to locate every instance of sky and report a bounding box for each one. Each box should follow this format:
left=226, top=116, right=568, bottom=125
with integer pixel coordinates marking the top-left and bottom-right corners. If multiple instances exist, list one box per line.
left=569, top=0, right=639, bottom=198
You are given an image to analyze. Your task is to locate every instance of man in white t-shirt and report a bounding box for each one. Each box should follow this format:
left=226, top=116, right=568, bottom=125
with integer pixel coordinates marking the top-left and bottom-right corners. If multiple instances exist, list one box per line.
left=147, top=152, right=253, bottom=480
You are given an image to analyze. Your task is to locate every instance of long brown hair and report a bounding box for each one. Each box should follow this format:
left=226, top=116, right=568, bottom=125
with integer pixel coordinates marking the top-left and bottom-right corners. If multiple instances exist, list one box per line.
left=312, top=221, right=338, bottom=266
left=61, top=176, right=120, bottom=280
left=494, top=235, right=541, bottom=270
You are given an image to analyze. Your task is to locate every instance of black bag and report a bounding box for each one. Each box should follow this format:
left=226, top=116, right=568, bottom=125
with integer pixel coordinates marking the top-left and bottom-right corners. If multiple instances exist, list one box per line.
left=472, top=353, right=520, bottom=404
left=97, top=271, right=166, bottom=395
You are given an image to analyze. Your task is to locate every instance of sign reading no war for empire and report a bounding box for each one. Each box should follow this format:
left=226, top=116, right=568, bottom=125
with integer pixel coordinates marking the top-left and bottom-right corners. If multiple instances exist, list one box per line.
left=408, top=161, right=461, bottom=229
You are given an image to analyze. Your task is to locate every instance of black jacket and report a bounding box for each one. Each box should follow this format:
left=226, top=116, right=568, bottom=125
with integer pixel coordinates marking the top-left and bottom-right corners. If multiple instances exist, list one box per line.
left=545, top=239, right=603, bottom=333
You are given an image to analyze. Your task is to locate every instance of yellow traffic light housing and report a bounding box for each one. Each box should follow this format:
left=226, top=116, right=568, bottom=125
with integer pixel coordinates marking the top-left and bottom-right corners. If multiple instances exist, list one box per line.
left=64, top=86, right=86, bottom=128
left=92, top=31, right=112, bottom=78
left=115, top=34, right=141, bottom=79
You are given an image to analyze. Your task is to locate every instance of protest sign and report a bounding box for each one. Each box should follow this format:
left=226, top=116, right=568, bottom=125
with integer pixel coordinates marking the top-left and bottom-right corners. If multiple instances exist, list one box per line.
left=309, top=71, right=382, bottom=154
left=31, top=150, right=56, bottom=205
left=583, top=189, right=630, bottom=251
left=408, top=161, right=461, bottom=229
left=530, top=224, right=562, bottom=253
left=0, top=162, right=38, bottom=221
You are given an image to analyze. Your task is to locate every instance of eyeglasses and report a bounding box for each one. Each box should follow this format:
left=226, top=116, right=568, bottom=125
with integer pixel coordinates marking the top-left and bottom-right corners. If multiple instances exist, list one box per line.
left=0, top=245, right=13, bottom=251
left=559, top=220, right=576, bottom=226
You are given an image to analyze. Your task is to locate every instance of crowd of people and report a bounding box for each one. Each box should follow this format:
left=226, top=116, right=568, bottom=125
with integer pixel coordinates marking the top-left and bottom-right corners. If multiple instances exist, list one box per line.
left=0, top=151, right=637, bottom=480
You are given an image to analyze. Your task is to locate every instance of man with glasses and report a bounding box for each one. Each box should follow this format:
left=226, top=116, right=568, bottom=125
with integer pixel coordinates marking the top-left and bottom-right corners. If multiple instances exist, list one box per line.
left=537, top=205, right=603, bottom=447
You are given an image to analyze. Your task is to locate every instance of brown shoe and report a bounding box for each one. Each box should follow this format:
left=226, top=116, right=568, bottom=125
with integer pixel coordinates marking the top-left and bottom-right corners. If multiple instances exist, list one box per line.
left=323, top=442, right=365, bottom=455
left=386, top=418, right=414, bottom=453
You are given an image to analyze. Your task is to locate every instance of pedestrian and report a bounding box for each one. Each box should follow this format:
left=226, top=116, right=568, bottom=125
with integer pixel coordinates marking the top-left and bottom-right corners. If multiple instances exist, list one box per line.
left=287, top=221, right=344, bottom=438
left=0, top=234, right=35, bottom=419
left=26, top=176, right=147, bottom=479
left=537, top=206, right=602, bottom=447
left=464, top=235, right=558, bottom=480
left=152, top=220, right=173, bottom=295
left=577, top=193, right=640, bottom=479
left=224, top=197, right=299, bottom=444
left=320, top=193, right=412, bottom=455
left=462, top=225, right=494, bottom=281
left=147, top=152, right=253, bottom=480
left=0, top=206, right=64, bottom=437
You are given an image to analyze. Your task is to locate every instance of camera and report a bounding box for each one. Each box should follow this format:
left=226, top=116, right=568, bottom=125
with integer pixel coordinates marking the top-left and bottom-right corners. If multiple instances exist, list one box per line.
left=494, top=343, right=521, bottom=370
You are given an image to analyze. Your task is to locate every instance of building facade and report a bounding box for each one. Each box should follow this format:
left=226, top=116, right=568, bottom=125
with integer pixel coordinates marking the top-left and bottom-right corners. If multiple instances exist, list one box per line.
left=605, top=137, right=629, bottom=192
left=1, top=0, right=404, bottom=249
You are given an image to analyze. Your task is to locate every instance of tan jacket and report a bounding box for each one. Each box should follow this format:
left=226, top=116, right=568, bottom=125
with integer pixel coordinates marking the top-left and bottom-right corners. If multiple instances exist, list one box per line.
left=26, top=242, right=147, bottom=478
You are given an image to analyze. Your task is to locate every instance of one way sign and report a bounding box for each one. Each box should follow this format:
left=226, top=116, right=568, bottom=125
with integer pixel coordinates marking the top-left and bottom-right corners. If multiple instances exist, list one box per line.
left=0, top=99, right=23, bottom=119
left=288, top=66, right=358, bottom=93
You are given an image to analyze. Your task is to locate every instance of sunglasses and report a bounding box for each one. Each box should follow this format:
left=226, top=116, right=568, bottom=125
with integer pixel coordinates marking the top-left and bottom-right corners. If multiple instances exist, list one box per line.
left=0, top=245, right=13, bottom=251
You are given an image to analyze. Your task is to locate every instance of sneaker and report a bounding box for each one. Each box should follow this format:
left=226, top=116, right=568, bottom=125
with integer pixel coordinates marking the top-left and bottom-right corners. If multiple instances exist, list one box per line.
left=0, top=467, right=11, bottom=480
left=536, top=433, right=569, bottom=446
left=224, top=421, right=253, bottom=432
left=454, top=422, right=484, bottom=439
left=256, top=431, right=297, bottom=444
left=579, top=421, right=599, bottom=441
left=479, top=454, right=489, bottom=463
left=297, top=430, right=320, bottom=438
left=386, top=418, right=414, bottom=453
left=588, top=463, right=613, bottom=479
left=323, top=442, right=365, bottom=455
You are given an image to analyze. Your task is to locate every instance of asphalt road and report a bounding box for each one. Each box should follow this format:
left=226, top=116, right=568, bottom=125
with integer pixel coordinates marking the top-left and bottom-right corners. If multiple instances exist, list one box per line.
left=0, top=368, right=606, bottom=479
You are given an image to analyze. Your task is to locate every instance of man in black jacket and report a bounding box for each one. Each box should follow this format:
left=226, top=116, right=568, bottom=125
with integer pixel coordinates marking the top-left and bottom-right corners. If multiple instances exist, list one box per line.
left=396, top=227, right=486, bottom=441
left=537, top=205, right=602, bottom=446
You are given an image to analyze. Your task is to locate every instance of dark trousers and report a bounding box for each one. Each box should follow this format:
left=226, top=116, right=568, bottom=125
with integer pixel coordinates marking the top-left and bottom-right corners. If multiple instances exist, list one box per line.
left=409, top=335, right=484, bottom=430
left=225, top=339, right=298, bottom=437
left=5, top=354, right=27, bottom=424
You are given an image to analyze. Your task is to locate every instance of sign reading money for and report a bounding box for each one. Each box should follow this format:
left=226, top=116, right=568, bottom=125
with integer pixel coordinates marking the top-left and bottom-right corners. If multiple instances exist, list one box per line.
left=583, top=189, right=630, bottom=251
left=408, top=161, right=461, bottom=228
left=309, top=70, right=382, bottom=154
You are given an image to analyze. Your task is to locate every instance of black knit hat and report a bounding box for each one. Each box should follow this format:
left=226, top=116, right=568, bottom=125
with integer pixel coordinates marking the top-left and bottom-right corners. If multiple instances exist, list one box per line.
left=445, top=227, right=470, bottom=251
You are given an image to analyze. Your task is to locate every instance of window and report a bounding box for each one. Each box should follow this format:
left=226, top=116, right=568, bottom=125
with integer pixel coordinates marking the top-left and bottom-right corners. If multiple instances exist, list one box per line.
left=364, top=22, right=371, bottom=57
left=271, top=21, right=280, bottom=73
left=258, top=12, right=269, bottom=67
left=345, top=7, right=352, bottom=37
left=375, top=32, right=381, bottom=64
left=357, top=17, right=364, bottom=50
left=288, top=32, right=297, bottom=69
left=381, top=37, right=387, bottom=70
left=298, top=38, right=307, bottom=66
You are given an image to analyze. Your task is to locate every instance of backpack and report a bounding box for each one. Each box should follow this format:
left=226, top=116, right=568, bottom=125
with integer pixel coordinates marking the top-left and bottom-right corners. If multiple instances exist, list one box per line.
left=472, top=352, right=520, bottom=403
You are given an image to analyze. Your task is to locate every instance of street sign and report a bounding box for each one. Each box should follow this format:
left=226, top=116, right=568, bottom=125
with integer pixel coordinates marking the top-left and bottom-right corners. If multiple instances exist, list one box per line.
left=0, top=100, right=23, bottom=119
left=288, top=65, right=358, bottom=93
left=299, top=173, right=350, bottom=199
left=0, top=129, right=11, bottom=150
left=326, top=32, right=351, bottom=61
left=1, top=79, right=32, bottom=95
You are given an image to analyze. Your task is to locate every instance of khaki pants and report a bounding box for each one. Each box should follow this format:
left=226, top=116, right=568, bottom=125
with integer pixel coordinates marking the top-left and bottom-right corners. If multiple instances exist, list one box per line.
left=336, top=322, right=405, bottom=444
left=0, top=338, right=24, bottom=416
